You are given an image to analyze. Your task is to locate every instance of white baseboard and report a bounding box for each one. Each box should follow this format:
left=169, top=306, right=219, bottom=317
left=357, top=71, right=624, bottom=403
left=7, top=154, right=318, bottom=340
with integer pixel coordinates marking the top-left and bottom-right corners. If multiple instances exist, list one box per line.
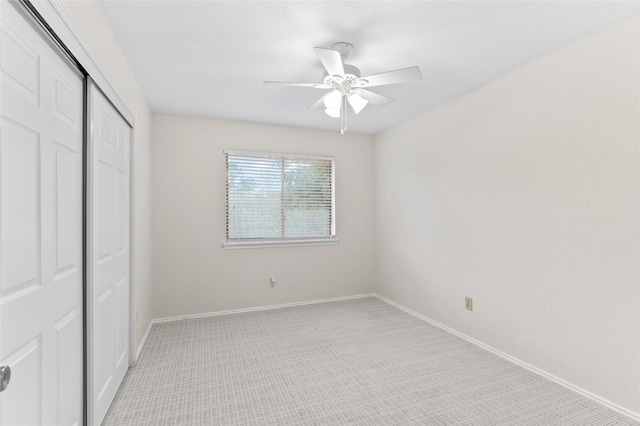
left=374, top=293, right=640, bottom=422
left=136, top=320, right=154, bottom=360
left=150, top=293, right=376, bottom=325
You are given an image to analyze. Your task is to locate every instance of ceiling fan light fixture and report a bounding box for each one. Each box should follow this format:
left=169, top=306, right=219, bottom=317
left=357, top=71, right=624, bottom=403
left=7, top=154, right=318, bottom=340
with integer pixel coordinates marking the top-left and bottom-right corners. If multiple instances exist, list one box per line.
left=325, top=107, right=341, bottom=118
left=323, top=89, right=342, bottom=110
left=348, top=93, right=368, bottom=114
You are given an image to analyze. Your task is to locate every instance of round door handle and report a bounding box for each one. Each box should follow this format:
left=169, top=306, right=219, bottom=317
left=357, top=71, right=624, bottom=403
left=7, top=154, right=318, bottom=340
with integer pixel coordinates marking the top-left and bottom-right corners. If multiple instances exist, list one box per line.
left=0, top=365, right=11, bottom=392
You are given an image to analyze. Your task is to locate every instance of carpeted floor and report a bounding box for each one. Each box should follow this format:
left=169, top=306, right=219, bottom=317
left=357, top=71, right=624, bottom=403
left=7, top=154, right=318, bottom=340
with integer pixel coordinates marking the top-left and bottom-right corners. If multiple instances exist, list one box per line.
left=103, top=297, right=638, bottom=425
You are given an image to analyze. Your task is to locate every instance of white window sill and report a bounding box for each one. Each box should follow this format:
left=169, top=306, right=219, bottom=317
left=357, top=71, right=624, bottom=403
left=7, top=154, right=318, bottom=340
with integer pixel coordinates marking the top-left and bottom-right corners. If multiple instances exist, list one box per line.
left=223, top=238, right=339, bottom=250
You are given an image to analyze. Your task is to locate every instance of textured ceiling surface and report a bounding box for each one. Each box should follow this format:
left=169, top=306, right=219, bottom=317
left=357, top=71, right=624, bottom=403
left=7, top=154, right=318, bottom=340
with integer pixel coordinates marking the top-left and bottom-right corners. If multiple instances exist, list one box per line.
left=99, top=1, right=639, bottom=135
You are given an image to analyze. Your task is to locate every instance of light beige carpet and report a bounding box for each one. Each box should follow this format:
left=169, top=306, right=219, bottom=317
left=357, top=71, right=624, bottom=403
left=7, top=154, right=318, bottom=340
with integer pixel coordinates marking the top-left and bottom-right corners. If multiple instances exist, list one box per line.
left=103, top=297, right=637, bottom=425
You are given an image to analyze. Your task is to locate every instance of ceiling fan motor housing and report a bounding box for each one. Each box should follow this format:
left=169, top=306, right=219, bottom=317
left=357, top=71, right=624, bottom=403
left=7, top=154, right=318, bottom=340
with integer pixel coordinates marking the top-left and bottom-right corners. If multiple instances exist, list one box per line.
left=323, top=64, right=367, bottom=94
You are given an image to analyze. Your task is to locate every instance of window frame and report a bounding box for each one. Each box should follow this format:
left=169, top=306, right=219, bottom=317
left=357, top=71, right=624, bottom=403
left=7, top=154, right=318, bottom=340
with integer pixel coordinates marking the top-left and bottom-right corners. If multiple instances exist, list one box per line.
left=223, top=150, right=338, bottom=249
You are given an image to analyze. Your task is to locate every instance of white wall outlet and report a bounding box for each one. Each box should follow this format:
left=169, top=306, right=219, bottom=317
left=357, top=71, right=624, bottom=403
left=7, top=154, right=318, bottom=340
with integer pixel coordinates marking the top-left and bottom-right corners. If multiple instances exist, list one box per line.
left=465, top=297, right=473, bottom=311
left=270, top=277, right=276, bottom=287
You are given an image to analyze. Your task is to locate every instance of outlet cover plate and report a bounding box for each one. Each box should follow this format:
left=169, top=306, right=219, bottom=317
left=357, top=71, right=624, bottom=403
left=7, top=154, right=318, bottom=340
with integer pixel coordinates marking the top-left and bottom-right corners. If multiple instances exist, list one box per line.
left=465, top=297, right=473, bottom=311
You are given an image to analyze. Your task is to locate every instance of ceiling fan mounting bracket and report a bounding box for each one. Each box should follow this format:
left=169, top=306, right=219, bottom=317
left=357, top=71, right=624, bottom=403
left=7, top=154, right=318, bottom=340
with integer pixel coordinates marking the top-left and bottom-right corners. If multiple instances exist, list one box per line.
left=331, top=42, right=354, bottom=59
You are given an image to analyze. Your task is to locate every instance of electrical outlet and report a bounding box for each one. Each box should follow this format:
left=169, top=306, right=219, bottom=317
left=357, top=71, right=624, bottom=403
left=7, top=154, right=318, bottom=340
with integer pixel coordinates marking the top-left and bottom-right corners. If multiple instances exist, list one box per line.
left=270, top=277, right=276, bottom=288
left=465, top=297, right=473, bottom=311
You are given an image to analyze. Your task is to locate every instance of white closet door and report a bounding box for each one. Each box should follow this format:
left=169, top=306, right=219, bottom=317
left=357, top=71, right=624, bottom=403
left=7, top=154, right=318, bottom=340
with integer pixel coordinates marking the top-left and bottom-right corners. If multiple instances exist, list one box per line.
left=0, top=2, right=84, bottom=425
left=88, top=82, right=131, bottom=426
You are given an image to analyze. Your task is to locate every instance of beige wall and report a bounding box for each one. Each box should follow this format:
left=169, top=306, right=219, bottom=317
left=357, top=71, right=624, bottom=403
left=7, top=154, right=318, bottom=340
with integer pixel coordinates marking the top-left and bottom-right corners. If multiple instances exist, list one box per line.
left=63, top=1, right=154, bottom=352
left=374, top=15, right=640, bottom=414
left=152, top=115, right=376, bottom=318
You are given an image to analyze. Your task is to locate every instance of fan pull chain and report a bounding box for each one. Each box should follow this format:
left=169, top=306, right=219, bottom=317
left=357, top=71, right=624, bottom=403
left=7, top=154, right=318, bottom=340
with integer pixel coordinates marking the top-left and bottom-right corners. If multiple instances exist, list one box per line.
left=340, top=95, right=347, bottom=135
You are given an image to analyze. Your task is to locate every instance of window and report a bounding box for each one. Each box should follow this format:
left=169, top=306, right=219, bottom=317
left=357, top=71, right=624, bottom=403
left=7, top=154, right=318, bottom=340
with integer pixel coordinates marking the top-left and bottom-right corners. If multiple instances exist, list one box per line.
left=224, top=150, right=336, bottom=248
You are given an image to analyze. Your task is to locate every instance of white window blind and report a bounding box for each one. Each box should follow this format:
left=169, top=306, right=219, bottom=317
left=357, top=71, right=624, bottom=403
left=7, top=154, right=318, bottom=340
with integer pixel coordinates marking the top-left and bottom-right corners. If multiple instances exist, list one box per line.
left=225, top=151, right=336, bottom=247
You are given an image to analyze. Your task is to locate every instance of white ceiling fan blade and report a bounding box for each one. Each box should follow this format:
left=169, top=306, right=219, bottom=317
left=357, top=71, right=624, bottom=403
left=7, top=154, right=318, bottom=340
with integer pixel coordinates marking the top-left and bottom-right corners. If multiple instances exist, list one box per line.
left=263, top=81, right=330, bottom=88
left=359, top=66, right=422, bottom=87
left=314, top=47, right=345, bottom=77
left=357, top=89, right=394, bottom=107
left=308, top=93, right=329, bottom=110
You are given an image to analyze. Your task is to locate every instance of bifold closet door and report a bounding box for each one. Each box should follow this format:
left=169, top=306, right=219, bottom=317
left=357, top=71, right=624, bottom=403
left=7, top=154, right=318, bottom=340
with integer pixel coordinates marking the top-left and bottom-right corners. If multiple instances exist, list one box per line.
left=0, top=1, right=84, bottom=425
left=88, top=82, right=131, bottom=426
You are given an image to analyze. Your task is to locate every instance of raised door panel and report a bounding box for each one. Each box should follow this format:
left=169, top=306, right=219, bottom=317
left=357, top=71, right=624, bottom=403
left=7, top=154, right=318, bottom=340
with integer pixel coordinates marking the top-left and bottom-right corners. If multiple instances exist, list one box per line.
left=97, top=160, right=114, bottom=266
left=116, top=168, right=128, bottom=255
left=0, top=19, right=40, bottom=105
left=54, top=309, right=81, bottom=426
left=0, top=339, right=42, bottom=426
left=0, top=118, right=40, bottom=301
left=96, top=288, right=115, bottom=403
left=115, top=277, right=128, bottom=369
left=52, top=73, right=80, bottom=131
left=53, top=145, right=79, bottom=279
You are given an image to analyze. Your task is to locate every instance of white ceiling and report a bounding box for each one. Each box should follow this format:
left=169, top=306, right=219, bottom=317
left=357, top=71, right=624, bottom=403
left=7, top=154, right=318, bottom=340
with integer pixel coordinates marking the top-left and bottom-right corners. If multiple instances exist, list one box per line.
left=99, top=1, right=639, bottom=135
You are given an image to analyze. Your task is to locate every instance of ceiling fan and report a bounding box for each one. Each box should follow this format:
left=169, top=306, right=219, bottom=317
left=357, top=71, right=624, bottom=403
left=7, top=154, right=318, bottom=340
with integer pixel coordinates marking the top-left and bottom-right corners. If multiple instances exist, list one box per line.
left=264, top=42, right=422, bottom=135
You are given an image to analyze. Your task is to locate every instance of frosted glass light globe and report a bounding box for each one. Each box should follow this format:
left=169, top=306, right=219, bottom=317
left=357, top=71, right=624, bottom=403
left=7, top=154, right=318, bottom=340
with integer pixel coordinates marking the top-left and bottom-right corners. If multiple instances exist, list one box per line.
left=323, top=90, right=342, bottom=110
